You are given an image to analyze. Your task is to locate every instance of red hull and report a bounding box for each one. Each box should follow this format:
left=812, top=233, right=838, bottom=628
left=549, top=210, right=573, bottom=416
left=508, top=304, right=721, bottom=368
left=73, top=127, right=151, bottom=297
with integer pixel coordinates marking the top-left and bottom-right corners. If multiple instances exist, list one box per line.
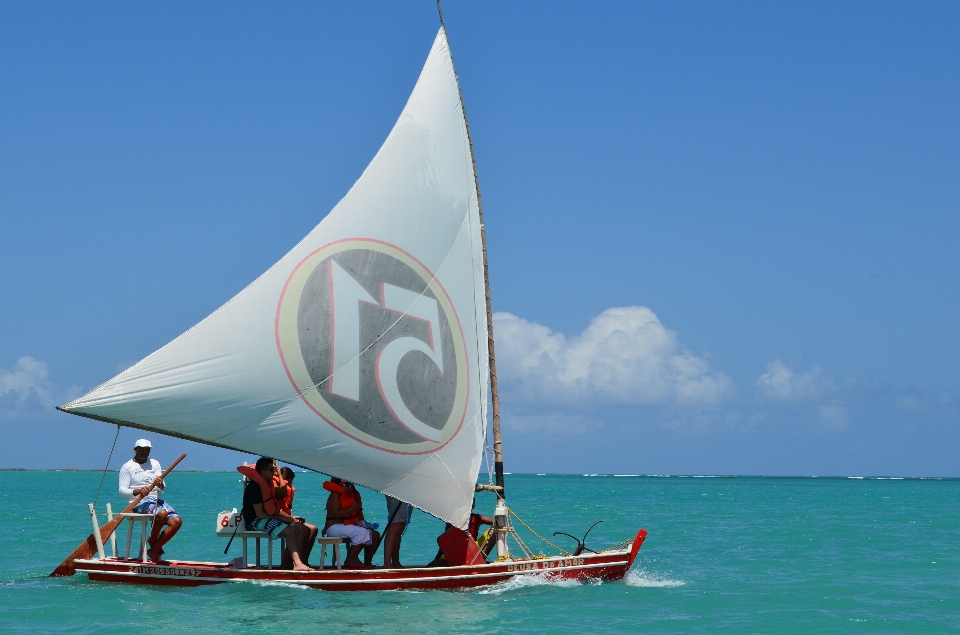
left=75, top=529, right=647, bottom=591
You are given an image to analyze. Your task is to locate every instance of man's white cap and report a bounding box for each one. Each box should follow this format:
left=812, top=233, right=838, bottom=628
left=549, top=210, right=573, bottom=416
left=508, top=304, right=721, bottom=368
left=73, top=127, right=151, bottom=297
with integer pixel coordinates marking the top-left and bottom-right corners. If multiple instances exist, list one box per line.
left=134, top=438, right=152, bottom=449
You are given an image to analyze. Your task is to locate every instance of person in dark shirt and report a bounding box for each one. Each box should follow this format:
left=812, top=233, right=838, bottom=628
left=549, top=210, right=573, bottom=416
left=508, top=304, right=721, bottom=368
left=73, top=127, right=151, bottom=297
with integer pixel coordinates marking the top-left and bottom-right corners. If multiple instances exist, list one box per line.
left=241, top=457, right=312, bottom=571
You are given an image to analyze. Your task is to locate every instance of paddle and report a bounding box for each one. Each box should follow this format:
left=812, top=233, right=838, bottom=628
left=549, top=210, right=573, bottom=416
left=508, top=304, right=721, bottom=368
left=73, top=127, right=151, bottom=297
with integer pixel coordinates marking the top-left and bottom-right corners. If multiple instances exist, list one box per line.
left=50, top=453, right=187, bottom=577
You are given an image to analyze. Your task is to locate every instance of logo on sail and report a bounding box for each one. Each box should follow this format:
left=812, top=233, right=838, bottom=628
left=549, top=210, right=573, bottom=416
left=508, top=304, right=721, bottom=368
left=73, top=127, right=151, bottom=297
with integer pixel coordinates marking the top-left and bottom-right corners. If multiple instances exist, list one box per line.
left=276, top=239, right=469, bottom=454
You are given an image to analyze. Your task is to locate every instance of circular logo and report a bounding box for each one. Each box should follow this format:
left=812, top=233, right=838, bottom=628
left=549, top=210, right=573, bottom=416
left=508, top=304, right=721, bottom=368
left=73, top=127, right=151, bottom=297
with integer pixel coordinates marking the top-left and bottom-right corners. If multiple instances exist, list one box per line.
left=276, top=239, right=470, bottom=454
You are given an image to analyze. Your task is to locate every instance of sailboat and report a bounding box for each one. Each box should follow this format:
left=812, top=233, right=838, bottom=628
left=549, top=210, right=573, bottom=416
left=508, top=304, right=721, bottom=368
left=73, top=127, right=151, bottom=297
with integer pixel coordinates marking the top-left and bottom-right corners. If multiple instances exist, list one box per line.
left=53, top=22, right=647, bottom=590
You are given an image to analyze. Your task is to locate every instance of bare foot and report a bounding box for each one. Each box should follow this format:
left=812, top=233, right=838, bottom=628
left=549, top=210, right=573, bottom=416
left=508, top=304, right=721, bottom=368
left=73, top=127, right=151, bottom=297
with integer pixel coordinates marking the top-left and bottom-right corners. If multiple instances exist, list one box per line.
left=292, top=563, right=312, bottom=571
left=146, top=547, right=163, bottom=563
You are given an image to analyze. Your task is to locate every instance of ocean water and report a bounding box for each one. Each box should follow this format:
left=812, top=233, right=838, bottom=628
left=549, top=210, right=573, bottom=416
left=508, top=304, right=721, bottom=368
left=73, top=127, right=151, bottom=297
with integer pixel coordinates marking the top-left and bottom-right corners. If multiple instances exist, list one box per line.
left=0, top=471, right=957, bottom=634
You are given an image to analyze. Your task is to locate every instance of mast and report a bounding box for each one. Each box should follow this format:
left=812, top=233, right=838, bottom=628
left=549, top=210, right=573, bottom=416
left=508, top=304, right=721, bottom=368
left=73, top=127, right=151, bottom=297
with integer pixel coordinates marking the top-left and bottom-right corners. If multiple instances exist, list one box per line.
left=437, top=2, right=505, bottom=499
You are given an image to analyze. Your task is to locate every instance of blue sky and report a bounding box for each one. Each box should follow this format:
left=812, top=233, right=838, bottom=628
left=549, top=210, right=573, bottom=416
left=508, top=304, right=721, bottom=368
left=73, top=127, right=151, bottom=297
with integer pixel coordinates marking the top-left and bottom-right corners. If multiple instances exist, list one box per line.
left=1, top=1, right=957, bottom=475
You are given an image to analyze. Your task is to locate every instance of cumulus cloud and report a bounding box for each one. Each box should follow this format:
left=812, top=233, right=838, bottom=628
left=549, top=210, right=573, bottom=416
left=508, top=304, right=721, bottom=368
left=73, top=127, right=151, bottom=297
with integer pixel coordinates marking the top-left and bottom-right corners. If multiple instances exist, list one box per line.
left=1, top=357, right=56, bottom=406
left=0, top=357, right=80, bottom=418
left=507, top=412, right=604, bottom=435
left=817, top=404, right=849, bottom=429
left=757, top=359, right=834, bottom=402
left=493, top=306, right=732, bottom=406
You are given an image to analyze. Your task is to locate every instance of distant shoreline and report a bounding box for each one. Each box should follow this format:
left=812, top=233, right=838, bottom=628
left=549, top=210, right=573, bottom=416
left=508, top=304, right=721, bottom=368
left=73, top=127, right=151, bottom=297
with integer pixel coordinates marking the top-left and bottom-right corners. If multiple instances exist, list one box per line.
left=0, top=469, right=955, bottom=480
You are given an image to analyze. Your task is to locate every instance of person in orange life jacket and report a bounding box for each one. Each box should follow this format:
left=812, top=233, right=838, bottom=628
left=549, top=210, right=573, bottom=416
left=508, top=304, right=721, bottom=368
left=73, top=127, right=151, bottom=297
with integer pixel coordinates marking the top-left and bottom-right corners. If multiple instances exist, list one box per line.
left=323, top=477, right=382, bottom=568
left=241, top=457, right=312, bottom=571
left=118, top=439, right=182, bottom=563
left=428, top=499, right=493, bottom=566
left=279, top=467, right=318, bottom=557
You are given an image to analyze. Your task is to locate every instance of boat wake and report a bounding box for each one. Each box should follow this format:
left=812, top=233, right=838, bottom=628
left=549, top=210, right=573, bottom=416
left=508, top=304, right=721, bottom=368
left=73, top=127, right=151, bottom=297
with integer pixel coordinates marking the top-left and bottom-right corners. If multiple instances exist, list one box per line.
left=245, top=579, right=312, bottom=590
left=624, top=568, right=685, bottom=588
left=475, top=572, right=582, bottom=595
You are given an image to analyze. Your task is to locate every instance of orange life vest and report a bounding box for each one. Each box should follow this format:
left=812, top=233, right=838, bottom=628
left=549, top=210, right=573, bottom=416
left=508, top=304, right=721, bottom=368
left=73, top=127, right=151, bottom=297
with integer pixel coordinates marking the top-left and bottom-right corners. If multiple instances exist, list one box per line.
left=280, top=484, right=295, bottom=515
left=323, top=480, right=361, bottom=525
left=237, top=465, right=287, bottom=516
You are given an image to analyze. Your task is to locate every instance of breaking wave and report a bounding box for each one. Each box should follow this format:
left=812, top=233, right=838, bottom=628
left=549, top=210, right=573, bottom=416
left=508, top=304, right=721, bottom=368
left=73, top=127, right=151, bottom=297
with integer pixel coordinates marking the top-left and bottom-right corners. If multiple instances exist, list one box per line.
left=475, top=572, right=582, bottom=595
left=624, top=568, right=685, bottom=588
left=243, top=579, right=312, bottom=590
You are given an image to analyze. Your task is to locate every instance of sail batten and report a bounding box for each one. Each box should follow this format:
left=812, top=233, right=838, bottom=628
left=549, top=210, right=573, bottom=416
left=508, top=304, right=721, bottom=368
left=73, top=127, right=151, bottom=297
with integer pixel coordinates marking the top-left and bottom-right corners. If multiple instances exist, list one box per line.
left=62, top=29, right=487, bottom=528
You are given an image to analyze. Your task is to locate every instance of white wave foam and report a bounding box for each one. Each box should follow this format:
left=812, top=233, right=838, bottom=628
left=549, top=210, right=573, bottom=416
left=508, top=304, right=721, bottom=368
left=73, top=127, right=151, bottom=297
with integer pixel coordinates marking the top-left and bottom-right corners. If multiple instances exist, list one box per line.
left=624, top=568, right=685, bottom=588
left=243, top=579, right=312, bottom=590
left=476, top=572, right=581, bottom=595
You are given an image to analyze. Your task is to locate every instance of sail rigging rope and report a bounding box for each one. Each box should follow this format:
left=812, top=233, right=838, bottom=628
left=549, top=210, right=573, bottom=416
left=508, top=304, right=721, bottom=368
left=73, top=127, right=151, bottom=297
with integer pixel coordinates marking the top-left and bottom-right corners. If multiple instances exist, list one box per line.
left=509, top=510, right=636, bottom=556
left=92, top=424, right=121, bottom=511
left=509, top=511, right=572, bottom=556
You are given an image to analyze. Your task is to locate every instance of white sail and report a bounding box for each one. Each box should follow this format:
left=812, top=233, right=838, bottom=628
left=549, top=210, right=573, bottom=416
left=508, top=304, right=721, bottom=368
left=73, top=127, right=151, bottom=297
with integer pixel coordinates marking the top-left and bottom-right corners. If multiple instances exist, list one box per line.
left=61, top=29, right=489, bottom=528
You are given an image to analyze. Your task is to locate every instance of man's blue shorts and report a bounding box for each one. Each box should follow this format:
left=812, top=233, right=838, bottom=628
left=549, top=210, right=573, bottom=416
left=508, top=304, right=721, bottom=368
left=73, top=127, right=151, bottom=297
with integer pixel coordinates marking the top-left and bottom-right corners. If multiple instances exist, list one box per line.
left=133, top=498, right=178, bottom=518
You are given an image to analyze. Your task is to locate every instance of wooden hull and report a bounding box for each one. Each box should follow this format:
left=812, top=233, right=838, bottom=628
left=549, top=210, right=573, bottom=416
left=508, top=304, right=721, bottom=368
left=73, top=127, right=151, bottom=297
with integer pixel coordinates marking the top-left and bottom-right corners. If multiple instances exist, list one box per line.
left=74, top=529, right=647, bottom=591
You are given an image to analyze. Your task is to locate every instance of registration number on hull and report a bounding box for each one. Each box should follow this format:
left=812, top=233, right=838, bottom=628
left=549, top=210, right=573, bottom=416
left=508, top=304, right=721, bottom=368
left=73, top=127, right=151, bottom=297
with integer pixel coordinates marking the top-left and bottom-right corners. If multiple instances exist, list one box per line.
left=127, top=565, right=202, bottom=578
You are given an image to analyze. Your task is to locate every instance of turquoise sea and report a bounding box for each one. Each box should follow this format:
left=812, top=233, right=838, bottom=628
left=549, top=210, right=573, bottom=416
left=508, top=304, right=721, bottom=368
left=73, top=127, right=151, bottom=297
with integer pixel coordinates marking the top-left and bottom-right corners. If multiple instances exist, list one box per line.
left=1, top=472, right=957, bottom=634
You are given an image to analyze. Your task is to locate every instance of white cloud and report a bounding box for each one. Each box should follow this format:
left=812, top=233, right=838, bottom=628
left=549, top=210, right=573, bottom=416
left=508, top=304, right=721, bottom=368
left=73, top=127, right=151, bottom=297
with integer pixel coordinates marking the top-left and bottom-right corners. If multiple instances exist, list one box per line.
left=757, top=359, right=833, bottom=402
left=493, top=306, right=732, bottom=406
left=895, top=391, right=954, bottom=413
left=817, top=404, right=848, bottom=429
left=1, top=357, right=56, bottom=407
left=507, top=412, right=604, bottom=435
left=0, top=357, right=80, bottom=418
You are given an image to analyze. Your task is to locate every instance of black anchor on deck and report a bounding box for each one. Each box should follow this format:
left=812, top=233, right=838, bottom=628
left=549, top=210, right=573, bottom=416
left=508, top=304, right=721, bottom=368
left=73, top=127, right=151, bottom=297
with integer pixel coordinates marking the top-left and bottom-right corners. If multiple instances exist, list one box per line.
left=553, top=520, right=603, bottom=556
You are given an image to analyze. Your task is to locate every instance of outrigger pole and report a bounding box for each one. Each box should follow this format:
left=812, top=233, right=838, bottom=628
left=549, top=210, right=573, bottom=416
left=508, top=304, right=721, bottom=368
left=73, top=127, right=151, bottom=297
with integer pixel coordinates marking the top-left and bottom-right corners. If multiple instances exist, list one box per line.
left=437, top=0, right=505, bottom=499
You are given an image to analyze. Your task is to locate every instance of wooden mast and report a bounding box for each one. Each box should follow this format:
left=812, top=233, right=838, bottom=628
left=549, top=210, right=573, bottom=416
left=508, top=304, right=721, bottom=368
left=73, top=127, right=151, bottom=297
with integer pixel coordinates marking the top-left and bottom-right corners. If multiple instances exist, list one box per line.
left=437, top=1, right=505, bottom=498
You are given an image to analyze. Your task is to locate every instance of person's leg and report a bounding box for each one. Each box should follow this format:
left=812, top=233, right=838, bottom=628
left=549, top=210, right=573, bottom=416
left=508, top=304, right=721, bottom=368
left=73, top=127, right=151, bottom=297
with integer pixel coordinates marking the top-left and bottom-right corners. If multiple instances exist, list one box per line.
left=147, top=509, right=172, bottom=561
left=343, top=543, right=365, bottom=568
left=303, top=522, right=318, bottom=562
left=279, top=523, right=312, bottom=571
left=151, top=515, right=181, bottom=553
left=383, top=522, right=406, bottom=568
left=392, top=524, right=404, bottom=566
left=363, top=529, right=381, bottom=566
left=479, top=528, right=496, bottom=557
left=148, top=509, right=168, bottom=546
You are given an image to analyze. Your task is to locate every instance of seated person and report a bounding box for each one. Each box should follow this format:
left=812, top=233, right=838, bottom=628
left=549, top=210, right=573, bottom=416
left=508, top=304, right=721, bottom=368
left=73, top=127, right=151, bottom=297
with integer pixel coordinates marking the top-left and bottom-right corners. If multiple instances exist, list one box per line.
left=323, top=477, right=381, bottom=568
left=428, top=500, right=494, bottom=566
left=241, top=457, right=312, bottom=571
left=279, top=467, right=318, bottom=564
left=118, top=439, right=182, bottom=563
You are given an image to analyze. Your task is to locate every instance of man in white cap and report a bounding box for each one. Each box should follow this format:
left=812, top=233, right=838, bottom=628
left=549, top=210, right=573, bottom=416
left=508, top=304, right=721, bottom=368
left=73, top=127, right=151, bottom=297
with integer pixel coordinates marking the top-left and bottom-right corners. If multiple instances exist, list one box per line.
left=118, top=439, right=183, bottom=562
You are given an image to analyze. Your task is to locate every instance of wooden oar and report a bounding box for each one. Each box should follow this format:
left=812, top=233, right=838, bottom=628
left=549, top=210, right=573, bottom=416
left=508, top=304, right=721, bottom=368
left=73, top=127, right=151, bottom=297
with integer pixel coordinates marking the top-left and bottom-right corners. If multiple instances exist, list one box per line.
left=50, top=453, right=186, bottom=577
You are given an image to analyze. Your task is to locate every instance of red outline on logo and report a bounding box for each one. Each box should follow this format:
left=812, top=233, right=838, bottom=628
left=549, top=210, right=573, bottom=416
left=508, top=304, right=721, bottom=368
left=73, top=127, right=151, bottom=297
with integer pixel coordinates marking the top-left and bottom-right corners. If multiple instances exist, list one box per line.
left=274, top=238, right=470, bottom=456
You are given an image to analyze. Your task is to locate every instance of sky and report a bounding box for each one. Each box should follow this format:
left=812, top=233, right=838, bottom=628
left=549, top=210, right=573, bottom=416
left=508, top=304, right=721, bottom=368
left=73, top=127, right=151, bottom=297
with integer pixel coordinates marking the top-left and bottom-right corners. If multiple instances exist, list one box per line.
left=1, top=1, right=958, bottom=476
